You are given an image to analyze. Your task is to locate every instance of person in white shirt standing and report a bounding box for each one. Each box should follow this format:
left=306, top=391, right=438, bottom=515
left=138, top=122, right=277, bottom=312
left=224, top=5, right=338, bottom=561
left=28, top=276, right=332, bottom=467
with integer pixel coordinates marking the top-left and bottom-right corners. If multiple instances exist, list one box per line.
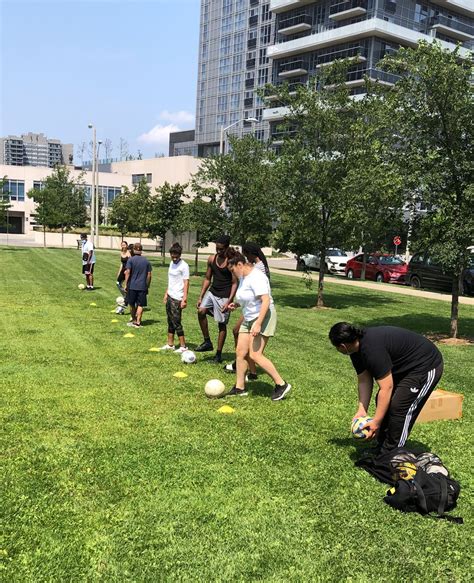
left=226, top=249, right=291, bottom=401
left=80, top=233, right=96, bottom=290
left=161, top=243, right=190, bottom=352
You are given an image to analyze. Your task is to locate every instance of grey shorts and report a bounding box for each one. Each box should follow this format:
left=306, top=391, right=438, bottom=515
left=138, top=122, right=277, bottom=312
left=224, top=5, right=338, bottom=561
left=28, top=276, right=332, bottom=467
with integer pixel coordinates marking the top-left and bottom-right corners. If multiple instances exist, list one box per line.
left=201, top=291, right=230, bottom=324
left=239, top=307, right=277, bottom=337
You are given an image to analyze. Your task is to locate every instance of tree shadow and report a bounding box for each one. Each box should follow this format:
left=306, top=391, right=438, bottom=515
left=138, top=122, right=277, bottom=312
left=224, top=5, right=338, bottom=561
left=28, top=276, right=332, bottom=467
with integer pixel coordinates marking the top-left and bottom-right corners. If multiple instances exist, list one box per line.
left=360, top=314, right=474, bottom=337
left=274, top=288, right=403, bottom=310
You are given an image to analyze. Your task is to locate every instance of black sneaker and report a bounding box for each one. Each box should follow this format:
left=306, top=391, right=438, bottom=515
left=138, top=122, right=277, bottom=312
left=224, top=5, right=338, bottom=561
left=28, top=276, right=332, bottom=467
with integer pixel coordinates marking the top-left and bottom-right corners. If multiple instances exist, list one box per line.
left=247, top=373, right=258, bottom=381
left=227, top=386, right=248, bottom=397
left=271, top=382, right=291, bottom=401
left=195, top=340, right=214, bottom=352
left=212, top=353, right=223, bottom=364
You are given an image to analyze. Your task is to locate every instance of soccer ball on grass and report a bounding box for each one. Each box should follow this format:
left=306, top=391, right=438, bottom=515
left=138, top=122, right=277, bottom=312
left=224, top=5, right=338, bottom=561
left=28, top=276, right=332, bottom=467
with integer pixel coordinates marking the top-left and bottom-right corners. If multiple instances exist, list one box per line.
left=204, top=379, right=226, bottom=398
left=181, top=350, right=197, bottom=364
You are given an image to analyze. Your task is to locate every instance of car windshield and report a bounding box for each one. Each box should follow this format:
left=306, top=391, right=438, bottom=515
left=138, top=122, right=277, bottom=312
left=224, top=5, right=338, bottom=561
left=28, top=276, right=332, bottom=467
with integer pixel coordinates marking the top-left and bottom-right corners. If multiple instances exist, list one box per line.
left=327, top=249, right=346, bottom=257
left=379, top=256, right=405, bottom=265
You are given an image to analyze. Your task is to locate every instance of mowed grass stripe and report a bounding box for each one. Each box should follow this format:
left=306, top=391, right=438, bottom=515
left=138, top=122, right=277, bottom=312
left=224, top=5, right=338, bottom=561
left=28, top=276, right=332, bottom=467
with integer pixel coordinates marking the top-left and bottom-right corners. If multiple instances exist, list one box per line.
left=1, top=247, right=473, bottom=581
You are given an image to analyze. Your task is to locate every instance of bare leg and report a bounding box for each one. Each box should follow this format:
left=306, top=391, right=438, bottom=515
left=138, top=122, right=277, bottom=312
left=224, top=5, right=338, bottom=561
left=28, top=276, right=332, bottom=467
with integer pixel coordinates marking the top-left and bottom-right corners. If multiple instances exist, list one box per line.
left=135, top=306, right=144, bottom=325
left=167, top=332, right=175, bottom=346
left=198, top=309, right=210, bottom=339
left=249, top=335, right=284, bottom=385
left=217, top=323, right=227, bottom=353
left=178, top=335, right=186, bottom=348
left=235, top=333, right=250, bottom=389
left=130, top=305, right=137, bottom=322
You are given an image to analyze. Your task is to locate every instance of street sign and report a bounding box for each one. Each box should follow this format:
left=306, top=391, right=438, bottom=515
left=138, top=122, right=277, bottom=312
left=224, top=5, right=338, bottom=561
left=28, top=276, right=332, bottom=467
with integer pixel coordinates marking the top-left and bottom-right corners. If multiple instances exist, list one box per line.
left=393, top=236, right=401, bottom=246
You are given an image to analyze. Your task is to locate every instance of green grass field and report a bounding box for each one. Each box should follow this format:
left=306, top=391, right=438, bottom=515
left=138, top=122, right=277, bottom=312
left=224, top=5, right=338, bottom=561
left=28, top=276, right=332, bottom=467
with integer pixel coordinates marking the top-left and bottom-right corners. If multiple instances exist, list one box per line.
left=1, top=247, right=473, bottom=582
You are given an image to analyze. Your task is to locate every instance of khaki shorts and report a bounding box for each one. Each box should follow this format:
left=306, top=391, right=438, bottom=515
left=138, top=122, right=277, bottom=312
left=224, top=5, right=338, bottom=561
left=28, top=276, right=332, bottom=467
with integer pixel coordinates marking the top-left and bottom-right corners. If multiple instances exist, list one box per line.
left=239, top=307, right=277, bottom=337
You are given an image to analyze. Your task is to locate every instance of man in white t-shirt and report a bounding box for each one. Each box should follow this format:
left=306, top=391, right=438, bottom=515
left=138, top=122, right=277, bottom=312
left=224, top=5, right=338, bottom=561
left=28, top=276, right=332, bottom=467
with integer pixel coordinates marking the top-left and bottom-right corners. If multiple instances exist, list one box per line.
left=80, top=233, right=96, bottom=290
left=161, top=242, right=190, bottom=352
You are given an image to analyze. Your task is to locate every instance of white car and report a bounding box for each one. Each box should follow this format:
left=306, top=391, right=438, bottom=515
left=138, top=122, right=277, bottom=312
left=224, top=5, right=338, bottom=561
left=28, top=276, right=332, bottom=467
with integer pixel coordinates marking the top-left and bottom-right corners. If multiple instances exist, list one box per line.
left=297, top=248, right=349, bottom=274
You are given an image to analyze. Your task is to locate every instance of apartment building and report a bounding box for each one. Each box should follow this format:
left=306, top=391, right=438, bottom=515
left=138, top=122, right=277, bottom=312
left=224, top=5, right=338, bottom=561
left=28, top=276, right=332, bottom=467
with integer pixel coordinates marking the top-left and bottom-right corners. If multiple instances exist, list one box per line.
left=0, top=133, right=74, bottom=167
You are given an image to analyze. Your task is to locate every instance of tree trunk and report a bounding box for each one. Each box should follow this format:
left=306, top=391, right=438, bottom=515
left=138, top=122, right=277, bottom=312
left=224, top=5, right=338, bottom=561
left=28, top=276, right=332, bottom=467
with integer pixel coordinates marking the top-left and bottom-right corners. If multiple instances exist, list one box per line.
left=316, top=242, right=327, bottom=308
left=43, top=226, right=46, bottom=248
left=61, top=226, right=64, bottom=248
left=162, top=233, right=166, bottom=265
left=361, top=250, right=367, bottom=281
left=449, top=272, right=462, bottom=338
left=194, top=247, right=199, bottom=276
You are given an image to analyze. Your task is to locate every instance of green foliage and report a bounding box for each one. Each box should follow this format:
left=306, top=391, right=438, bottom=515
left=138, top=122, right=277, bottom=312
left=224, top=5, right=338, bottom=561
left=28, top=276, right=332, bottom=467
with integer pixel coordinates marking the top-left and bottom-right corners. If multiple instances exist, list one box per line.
left=179, top=195, right=226, bottom=249
left=2, top=248, right=473, bottom=581
left=147, top=182, right=185, bottom=244
left=27, top=166, right=87, bottom=240
left=381, top=41, right=474, bottom=335
left=0, top=176, right=12, bottom=227
left=192, top=135, right=275, bottom=246
left=109, top=179, right=151, bottom=238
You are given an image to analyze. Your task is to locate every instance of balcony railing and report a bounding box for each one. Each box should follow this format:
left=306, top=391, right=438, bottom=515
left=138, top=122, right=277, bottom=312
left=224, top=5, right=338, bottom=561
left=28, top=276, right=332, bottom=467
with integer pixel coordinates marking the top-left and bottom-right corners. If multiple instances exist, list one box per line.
left=278, top=13, right=313, bottom=35
left=316, top=45, right=367, bottom=67
left=244, top=97, right=254, bottom=108
left=246, top=58, right=256, bottom=69
left=248, top=37, right=257, bottom=49
left=278, top=58, right=309, bottom=78
left=245, top=78, right=255, bottom=88
left=249, top=15, right=259, bottom=26
left=429, top=14, right=474, bottom=41
left=329, top=0, right=367, bottom=21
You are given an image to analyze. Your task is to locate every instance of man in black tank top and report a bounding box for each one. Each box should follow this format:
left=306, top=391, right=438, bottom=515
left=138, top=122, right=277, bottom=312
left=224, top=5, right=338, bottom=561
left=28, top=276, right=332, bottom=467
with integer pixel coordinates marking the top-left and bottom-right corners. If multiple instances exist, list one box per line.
left=196, top=235, right=237, bottom=363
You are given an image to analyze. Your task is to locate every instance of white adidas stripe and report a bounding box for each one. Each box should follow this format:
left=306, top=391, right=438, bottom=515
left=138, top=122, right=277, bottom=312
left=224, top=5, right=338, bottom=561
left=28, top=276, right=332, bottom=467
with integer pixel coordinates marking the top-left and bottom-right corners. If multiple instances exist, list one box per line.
left=398, top=368, right=436, bottom=447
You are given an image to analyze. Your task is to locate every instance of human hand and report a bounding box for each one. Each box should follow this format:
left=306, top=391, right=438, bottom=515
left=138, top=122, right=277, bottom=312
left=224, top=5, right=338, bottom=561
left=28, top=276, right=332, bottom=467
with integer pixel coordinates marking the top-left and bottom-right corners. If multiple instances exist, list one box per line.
left=227, top=302, right=237, bottom=311
left=196, top=298, right=202, bottom=309
left=163, top=293, right=168, bottom=304
left=250, top=321, right=261, bottom=337
left=181, top=299, right=187, bottom=309
left=361, top=418, right=380, bottom=440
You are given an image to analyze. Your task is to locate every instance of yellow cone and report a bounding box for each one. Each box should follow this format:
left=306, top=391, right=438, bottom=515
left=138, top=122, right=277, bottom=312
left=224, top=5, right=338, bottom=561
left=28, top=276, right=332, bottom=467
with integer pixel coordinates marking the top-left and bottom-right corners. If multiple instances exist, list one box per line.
left=218, top=405, right=235, bottom=414
left=123, top=333, right=135, bottom=338
left=149, top=347, right=160, bottom=352
left=89, top=302, right=97, bottom=307
left=110, top=310, right=117, bottom=314
left=173, top=371, right=188, bottom=379
left=111, top=319, right=119, bottom=323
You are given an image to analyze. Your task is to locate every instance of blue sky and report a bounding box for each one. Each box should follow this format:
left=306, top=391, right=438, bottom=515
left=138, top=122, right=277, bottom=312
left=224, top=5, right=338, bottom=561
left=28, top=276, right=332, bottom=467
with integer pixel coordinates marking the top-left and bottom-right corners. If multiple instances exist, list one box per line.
left=0, top=0, right=200, bottom=160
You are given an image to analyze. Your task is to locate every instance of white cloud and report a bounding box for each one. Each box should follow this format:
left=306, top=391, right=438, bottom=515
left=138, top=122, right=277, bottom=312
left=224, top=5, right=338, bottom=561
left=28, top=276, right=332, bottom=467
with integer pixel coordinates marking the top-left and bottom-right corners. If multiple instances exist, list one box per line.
left=159, top=110, right=195, bottom=125
left=137, top=123, right=181, bottom=146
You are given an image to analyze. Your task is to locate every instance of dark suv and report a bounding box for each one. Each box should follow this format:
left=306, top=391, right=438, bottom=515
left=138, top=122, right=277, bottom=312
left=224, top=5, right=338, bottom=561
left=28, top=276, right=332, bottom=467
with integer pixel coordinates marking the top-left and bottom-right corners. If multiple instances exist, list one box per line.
left=407, top=252, right=474, bottom=295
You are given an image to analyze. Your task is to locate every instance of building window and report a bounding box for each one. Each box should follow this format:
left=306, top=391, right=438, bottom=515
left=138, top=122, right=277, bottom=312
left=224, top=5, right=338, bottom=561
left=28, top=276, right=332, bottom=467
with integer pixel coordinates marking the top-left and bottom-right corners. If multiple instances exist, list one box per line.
left=4, top=180, right=25, bottom=201
left=132, top=174, right=152, bottom=184
left=33, top=181, right=44, bottom=190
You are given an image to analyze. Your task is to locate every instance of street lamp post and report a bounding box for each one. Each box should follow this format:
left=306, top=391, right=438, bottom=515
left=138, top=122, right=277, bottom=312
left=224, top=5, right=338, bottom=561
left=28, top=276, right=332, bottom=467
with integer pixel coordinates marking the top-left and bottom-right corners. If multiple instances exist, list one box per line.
left=95, top=140, right=102, bottom=248
left=219, top=117, right=258, bottom=155
left=88, top=124, right=96, bottom=243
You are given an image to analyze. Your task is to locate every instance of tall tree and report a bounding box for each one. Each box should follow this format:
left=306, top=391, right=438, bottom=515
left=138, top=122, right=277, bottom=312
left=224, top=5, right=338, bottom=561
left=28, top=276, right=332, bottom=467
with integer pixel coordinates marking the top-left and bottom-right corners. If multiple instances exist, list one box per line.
left=192, top=134, right=276, bottom=246
left=381, top=41, right=474, bottom=337
left=27, top=166, right=87, bottom=247
left=147, top=182, right=185, bottom=262
left=0, top=176, right=12, bottom=230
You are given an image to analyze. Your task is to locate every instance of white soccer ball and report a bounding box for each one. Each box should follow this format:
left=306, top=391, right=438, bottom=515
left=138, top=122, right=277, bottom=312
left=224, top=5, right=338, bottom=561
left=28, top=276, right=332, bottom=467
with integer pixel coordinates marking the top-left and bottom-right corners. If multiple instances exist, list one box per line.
left=204, top=379, right=226, bottom=398
left=116, top=296, right=126, bottom=306
left=181, top=350, right=197, bottom=365
left=78, top=283, right=85, bottom=290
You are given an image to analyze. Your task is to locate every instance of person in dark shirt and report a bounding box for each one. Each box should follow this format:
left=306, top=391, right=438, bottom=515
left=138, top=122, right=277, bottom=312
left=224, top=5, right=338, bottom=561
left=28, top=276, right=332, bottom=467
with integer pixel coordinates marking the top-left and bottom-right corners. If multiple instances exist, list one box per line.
left=124, top=243, right=152, bottom=329
left=329, top=322, right=444, bottom=453
left=196, top=235, right=238, bottom=363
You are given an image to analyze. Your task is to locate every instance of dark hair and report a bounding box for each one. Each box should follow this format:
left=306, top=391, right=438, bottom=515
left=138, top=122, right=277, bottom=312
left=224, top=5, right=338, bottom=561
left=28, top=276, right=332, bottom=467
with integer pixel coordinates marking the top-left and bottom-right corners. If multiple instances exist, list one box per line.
left=242, top=242, right=270, bottom=279
left=169, top=242, right=182, bottom=255
left=227, top=247, right=246, bottom=266
left=122, top=240, right=128, bottom=246
left=80, top=233, right=87, bottom=239
left=215, top=234, right=231, bottom=247
left=133, top=242, right=143, bottom=252
left=329, top=322, right=364, bottom=346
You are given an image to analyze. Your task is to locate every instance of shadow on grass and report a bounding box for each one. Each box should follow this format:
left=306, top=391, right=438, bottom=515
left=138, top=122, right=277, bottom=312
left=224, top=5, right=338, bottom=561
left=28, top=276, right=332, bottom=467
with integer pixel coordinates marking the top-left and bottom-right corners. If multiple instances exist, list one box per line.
left=361, top=314, right=474, bottom=337
left=274, top=288, right=403, bottom=310
left=328, top=437, right=434, bottom=462
left=140, top=319, right=160, bottom=326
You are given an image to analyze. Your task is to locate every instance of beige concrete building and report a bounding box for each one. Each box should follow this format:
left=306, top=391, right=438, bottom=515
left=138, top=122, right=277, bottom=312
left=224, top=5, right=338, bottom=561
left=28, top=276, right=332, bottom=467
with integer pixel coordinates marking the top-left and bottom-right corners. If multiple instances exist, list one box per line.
left=0, top=156, right=202, bottom=239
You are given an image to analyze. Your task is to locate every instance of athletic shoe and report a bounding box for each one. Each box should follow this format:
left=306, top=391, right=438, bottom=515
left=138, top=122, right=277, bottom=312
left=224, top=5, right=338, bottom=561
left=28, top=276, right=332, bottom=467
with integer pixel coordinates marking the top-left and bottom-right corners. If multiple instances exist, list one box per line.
left=227, top=386, right=248, bottom=397
left=212, top=353, right=223, bottom=364
left=271, top=382, right=292, bottom=401
left=175, top=346, right=189, bottom=353
left=195, top=340, right=214, bottom=352
left=160, top=344, right=175, bottom=351
left=224, top=362, right=236, bottom=373
left=132, top=323, right=142, bottom=328
left=126, top=321, right=136, bottom=327
left=247, top=373, right=258, bottom=381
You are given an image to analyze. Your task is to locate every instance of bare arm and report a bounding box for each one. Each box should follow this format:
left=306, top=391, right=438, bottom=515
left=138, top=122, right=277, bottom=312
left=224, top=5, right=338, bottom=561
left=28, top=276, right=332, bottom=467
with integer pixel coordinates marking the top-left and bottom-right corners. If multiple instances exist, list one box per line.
left=181, top=279, right=190, bottom=308
left=363, top=372, right=394, bottom=439
left=197, top=256, right=213, bottom=307
left=146, top=271, right=152, bottom=291
left=250, top=294, right=270, bottom=337
left=124, top=269, right=130, bottom=290
left=355, top=370, right=374, bottom=417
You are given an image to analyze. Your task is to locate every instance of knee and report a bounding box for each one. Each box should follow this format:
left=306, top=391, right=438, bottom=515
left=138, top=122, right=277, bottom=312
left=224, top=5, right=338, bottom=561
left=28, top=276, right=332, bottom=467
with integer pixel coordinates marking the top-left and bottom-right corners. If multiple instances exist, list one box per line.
left=236, top=346, right=248, bottom=360
left=198, top=309, right=207, bottom=319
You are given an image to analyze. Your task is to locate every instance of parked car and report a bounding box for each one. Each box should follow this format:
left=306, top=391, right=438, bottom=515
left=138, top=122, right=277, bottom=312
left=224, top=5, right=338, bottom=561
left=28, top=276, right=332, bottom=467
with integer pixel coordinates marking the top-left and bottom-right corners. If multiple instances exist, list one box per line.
left=345, top=254, right=408, bottom=283
left=297, top=248, right=349, bottom=274
left=407, top=251, right=474, bottom=295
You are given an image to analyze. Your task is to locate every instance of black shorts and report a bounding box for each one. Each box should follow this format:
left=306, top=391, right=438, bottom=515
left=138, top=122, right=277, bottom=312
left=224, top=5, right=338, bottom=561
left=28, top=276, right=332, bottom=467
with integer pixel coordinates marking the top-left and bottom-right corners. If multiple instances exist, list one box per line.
left=127, top=289, right=147, bottom=307
left=82, top=263, right=95, bottom=275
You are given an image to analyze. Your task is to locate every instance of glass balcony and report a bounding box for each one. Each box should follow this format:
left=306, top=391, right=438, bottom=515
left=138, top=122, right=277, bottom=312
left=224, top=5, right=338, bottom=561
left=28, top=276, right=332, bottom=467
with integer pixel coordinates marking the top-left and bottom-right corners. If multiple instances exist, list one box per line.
left=278, top=58, right=309, bottom=78
left=271, top=0, right=316, bottom=14
left=278, top=13, right=313, bottom=35
left=329, top=0, right=367, bottom=21
left=429, top=14, right=474, bottom=42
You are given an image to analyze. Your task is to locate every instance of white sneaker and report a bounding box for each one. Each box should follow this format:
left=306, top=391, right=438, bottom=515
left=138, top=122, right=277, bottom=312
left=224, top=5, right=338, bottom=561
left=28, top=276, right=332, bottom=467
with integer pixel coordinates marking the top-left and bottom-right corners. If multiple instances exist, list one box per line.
left=160, top=344, right=175, bottom=351
left=175, top=346, right=189, bottom=354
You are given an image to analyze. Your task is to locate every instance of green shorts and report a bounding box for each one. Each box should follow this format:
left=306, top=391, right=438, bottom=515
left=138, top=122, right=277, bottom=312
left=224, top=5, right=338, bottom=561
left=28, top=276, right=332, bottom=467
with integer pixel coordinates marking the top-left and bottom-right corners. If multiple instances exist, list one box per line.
left=239, top=307, right=277, bottom=337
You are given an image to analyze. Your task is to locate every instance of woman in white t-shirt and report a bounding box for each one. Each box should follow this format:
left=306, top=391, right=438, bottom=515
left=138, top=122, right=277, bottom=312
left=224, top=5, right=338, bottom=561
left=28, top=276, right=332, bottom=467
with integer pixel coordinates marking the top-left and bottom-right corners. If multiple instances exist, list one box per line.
left=226, top=250, right=291, bottom=401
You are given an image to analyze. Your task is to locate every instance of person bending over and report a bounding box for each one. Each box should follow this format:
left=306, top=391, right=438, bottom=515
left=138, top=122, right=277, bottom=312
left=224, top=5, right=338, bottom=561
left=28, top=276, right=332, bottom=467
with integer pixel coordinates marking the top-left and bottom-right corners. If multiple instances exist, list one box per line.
left=329, top=322, right=443, bottom=453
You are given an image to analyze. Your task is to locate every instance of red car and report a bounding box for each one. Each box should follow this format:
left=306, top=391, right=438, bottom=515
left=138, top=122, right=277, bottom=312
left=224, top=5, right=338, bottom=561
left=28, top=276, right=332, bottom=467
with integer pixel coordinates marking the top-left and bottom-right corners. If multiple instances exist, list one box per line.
left=345, top=254, right=408, bottom=284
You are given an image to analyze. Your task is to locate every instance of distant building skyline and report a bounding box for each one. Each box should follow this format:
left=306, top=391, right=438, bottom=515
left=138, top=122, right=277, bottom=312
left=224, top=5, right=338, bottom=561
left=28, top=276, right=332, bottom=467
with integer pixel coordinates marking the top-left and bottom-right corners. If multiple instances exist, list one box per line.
left=0, top=133, right=73, bottom=168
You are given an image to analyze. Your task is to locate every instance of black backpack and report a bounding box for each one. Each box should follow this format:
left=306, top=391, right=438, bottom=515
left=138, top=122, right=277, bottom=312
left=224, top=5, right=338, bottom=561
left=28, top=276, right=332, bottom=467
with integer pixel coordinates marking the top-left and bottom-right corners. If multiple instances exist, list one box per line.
left=384, top=469, right=462, bottom=524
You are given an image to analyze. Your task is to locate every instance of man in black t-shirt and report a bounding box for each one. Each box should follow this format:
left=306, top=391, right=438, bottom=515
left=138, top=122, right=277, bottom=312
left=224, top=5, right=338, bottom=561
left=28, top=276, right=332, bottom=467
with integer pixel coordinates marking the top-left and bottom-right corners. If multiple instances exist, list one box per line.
left=329, top=323, right=444, bottom=453
left=124, top=243, right=152, bottom=328
left=196, top=235, right=238, bottom=363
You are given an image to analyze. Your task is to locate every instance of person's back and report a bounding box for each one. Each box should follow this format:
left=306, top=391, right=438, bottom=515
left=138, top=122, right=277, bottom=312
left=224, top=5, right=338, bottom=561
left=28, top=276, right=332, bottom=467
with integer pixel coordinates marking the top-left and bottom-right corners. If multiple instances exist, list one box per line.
left=127, top=254, right=152, bottom=291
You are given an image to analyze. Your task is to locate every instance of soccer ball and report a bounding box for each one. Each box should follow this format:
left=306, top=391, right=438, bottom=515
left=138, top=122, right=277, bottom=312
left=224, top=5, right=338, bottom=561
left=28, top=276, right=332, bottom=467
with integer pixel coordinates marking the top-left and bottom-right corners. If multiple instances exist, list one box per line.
left=351, top=416, right=373, bottom=440
left=205, top=379, right=226, bottom=398
left=115, top=305, right=125, bottom=315
left=181, top=350, right=197, bottom=364
left=116, top=296, right=126, bottom=306
left=78, top=283, right=85, bottom=290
